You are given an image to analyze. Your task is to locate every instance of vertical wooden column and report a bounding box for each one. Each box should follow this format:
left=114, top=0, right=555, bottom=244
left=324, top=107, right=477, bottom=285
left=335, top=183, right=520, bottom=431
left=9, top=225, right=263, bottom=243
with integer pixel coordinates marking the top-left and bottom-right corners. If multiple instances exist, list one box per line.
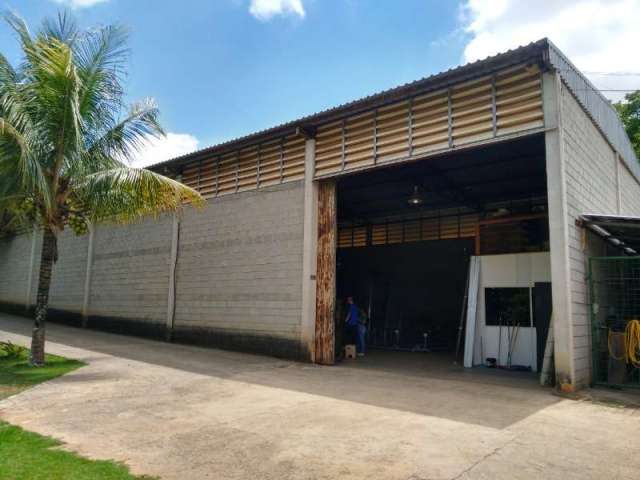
left=315, top=180, right=337, bottom=365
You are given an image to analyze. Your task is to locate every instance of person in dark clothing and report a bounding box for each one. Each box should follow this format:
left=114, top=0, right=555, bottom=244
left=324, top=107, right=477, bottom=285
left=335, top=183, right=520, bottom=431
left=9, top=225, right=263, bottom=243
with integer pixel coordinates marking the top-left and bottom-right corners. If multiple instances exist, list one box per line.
left=345, top=296, right=363, bottom=355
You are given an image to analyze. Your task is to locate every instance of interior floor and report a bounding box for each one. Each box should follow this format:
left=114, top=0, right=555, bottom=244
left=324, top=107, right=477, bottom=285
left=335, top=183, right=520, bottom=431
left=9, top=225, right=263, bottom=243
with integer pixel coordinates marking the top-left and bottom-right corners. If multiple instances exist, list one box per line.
left=337, top=350, right=538, bottom=386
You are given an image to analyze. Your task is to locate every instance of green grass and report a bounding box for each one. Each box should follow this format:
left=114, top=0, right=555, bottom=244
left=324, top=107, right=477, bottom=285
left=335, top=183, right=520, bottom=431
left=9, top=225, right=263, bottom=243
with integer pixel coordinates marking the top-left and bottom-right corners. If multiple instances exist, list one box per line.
left=0, top=421, right=156, bottom=480
left=0, top=347, right=155, bottom=479
left=0, top=349, right=85, bottom=400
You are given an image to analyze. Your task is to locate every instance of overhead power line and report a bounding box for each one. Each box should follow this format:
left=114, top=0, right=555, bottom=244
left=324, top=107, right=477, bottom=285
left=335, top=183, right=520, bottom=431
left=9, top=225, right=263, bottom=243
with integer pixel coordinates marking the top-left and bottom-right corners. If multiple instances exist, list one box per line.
left=584, top=71, right=640, bottom=76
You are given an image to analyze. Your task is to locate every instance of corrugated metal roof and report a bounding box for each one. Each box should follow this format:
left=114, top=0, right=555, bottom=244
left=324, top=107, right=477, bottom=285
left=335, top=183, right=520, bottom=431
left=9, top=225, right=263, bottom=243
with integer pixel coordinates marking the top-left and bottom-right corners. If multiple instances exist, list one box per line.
left=547, top=41, right=640, bottom=180
left=579, top=214, right=640, bottom=255
left=150, top=39, right=549, bottom=171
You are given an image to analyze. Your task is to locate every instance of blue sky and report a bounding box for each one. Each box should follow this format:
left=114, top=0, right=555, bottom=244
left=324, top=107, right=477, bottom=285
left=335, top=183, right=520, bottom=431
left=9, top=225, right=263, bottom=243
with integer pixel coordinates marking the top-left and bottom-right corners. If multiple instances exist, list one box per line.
left=1, top=0, right=638, bottom=165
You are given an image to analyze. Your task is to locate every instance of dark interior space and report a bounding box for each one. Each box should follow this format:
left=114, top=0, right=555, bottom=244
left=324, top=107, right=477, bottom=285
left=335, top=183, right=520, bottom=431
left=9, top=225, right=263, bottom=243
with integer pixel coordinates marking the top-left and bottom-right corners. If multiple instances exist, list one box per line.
left=337, top=239, right=472, bottom=351
left=335, top=134, right=548, bottom=360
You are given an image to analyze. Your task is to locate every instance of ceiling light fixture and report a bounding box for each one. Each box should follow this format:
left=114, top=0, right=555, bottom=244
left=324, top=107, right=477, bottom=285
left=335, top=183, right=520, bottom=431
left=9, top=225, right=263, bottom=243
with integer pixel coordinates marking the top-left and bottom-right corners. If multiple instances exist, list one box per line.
left=407, top=185, right=424, bottom=206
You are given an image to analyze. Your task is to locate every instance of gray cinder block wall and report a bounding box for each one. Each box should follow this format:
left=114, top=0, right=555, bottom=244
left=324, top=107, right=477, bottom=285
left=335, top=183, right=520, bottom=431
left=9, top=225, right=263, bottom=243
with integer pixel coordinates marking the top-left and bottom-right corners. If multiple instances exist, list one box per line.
left=48, top=229, right=89, bottom=316
left=173, top=181, right=305, bottom=357
left=89, top=216, right=172, bottom=330
left=0, top=230, right=38, bottom=308
left=554, top=79, right=640, bottom=386
left=0, top=180, right=306, bottom=359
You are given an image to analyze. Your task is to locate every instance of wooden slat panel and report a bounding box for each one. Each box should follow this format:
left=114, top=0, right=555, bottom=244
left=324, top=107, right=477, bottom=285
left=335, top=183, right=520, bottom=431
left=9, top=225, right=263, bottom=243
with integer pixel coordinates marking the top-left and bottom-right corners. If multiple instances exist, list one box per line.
left=344, top=111, right=375, bottom=171
left=237, top=146, right=259, bottom=192
left=282, top=135, right=306, bottom=182
left=352, top=226, right=367, bottom=247
left=371, top=224, right=386, bottom=245
left=495, top=64, right=543, bottom=136
left=451, top=76, right=493, bottom=147
left=404, top=220, right=421, bottom=242
left=387, top=222, right=403, bottom=244
left=338, top=227, right=353, bottom=248
left=259, top=140, right=283, bottom=187
left=376, top=101, right=409, bottom=162
left=421, top=218, right=440, bottom=241
left=315, top=121, right=343, bottom=176
left=217, top=153, right=237, bottom=196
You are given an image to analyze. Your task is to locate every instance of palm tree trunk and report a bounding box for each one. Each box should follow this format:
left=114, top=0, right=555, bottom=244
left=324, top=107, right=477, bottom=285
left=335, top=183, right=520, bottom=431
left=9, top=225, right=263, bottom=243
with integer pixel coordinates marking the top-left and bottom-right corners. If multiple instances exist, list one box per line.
left=30, top=227, right=57, bottom=366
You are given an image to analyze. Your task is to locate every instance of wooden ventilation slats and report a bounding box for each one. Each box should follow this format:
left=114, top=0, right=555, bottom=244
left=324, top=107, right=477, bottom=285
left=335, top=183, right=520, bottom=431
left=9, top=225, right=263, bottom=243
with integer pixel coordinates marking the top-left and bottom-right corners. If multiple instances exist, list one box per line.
left=403, top=220, right=421, bottom=242
left=459, top=214, right=478, bottom=238
left=237, top=146, right=259, bottom=192
left=217, top=153, right=238, bottom=196
left=412, top=91, right=449, bottom=155
left=312, top=63, right=543, bottom=180
left=170, top=131, right=309, bottom=200
left=171, top=64, right=544, bottom=192
left=181, top=161, right=201, bottom=190
left=259, top=140, right=283, bottom=187
left=338, top=213, right=480, bottom=249
left=371, top=224, right=386, bottom=246
left=376, top=101, right=410, bottom=163
left=344, top=112, right=375, bottom=170
left=440, top=215, right=461, bottom=239
left=282, top=135, right=306, bottom=182
left=352, top=226, right=367, bottom=247
left=315, top=121, right=344, bottom=177
left=338, top=227, right=353, bottom=248
left=386, top=222, right=403, bottom=244
left=422, top=218, right=442, bottom=241
left=198, top=162, right=218, bottom=197
left=450, top=75, right=493, bottom=146
left=495, top=64, right=543, bottom=135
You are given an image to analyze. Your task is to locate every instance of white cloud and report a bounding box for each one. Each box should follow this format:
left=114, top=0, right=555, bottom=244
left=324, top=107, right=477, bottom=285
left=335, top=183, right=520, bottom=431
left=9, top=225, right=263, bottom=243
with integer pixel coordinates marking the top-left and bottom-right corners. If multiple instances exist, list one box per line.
left=249, top=0, right=305, bottom=21
left=460, top=0, right=640, bottom=101
left=131, top=132, right=199, bottom=168
left=52, top=0, right=109, bottom=8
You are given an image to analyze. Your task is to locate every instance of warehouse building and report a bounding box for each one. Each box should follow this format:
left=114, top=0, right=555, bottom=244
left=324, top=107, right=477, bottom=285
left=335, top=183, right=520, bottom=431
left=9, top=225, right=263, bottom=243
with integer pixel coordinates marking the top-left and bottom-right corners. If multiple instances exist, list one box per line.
left=1, top=39, right=639, bottom=389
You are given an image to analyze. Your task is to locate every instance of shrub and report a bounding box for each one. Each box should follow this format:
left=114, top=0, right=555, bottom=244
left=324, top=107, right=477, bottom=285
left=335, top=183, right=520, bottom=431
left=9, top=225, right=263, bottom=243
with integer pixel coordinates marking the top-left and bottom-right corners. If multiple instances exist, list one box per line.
left=0, top=341, right=26, bottom=360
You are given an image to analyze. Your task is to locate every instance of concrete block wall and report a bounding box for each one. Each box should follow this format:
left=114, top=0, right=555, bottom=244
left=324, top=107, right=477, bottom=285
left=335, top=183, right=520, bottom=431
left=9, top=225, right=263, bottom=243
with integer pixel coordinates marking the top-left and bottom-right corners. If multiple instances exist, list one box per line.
left=48, top=229, right=89, bottom=314
left=560, top=82, right=640, bottom=385
left=89, top=217, right=172, bottom=325
left=173, top=181, right=305, bottom=357
left=619, top=164, right=640, bottom=216
left=0, top=181, right=306, bottom=359
left=0, top=231, right=36, bottom=307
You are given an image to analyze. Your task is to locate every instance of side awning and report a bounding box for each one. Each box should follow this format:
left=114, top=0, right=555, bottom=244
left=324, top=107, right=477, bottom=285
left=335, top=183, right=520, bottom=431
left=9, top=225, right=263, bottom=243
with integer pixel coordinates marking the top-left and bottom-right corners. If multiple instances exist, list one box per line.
left=578, top=214, right=640, bottom=255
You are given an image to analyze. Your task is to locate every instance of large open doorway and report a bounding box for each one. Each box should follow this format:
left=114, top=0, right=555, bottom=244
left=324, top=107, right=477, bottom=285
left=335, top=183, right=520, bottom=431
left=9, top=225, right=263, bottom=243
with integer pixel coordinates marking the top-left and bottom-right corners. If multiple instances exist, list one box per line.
left=324, top=134, right=550, bottom=371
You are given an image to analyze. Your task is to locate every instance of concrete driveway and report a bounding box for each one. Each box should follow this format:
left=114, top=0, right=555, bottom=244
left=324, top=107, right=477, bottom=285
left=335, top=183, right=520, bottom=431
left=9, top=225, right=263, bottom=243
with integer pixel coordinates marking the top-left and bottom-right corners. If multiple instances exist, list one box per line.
left=1, top=313, right=638, bottom=480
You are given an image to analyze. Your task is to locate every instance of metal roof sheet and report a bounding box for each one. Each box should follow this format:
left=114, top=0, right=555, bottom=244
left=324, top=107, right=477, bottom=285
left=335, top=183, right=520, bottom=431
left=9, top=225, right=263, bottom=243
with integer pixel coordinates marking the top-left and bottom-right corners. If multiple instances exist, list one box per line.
left=579, top=214, right=640, bottom=255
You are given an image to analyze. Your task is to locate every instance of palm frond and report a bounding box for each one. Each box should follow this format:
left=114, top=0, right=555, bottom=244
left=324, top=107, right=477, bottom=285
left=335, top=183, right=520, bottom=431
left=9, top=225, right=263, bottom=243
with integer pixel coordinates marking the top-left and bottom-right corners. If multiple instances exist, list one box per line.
left=73, top=167, right=203, bottom=224
left=41, top=11, right=79, bottom=45
left=85, top=98, right=164, bottom=166
left=4, top=10, right=33, bottom=52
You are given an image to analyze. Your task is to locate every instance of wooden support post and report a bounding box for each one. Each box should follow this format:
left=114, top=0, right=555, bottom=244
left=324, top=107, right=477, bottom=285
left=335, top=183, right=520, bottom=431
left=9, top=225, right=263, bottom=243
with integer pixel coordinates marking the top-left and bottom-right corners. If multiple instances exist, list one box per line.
left=315, top=180, right=337, bottom=365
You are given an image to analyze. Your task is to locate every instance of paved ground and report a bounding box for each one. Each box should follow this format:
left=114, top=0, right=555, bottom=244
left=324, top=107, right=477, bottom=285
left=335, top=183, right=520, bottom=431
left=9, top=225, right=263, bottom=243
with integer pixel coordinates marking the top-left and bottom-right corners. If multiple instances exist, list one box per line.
left=1, top=313, right=639, bottom=480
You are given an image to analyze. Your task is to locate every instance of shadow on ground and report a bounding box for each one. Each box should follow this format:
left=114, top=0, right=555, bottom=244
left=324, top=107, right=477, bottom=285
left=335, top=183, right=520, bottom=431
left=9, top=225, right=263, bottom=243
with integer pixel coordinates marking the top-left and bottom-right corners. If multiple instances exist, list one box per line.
left=1, top=314, right=559, bottom=429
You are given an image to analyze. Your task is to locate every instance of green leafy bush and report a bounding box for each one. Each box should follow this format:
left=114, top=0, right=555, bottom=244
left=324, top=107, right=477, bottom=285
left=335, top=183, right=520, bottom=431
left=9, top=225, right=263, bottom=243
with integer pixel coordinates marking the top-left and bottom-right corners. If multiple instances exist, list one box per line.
left=0, top=341, right=27, bottom=360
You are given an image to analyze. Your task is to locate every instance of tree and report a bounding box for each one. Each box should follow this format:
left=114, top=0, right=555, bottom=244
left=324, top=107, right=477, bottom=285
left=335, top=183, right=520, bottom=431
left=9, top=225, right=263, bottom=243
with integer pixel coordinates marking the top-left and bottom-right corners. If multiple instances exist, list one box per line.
left=0, top=12, right=203, bottom=366
left=614, top=90, right=640, bottom=160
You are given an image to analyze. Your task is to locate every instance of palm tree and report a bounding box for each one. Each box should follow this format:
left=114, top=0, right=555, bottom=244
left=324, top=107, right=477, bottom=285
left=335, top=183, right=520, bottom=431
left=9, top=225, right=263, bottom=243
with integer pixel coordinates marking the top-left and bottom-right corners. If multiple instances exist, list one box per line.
left=0, top=12, right=203, bottom=366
